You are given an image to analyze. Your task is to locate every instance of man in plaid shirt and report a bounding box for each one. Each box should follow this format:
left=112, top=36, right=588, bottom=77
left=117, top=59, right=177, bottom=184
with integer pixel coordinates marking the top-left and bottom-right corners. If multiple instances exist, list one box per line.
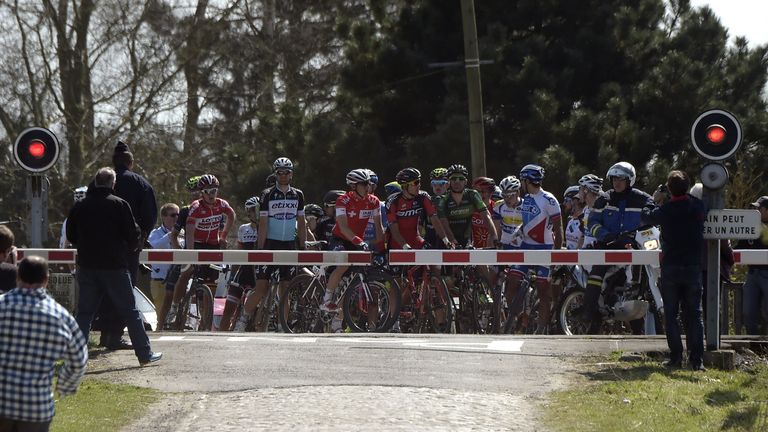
left=0, top=256, right=88, bottom=431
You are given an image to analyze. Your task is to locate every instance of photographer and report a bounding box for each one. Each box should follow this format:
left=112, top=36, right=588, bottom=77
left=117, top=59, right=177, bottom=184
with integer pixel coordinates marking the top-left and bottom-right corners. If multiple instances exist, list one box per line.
left=642, top=170, right=706, bottom=370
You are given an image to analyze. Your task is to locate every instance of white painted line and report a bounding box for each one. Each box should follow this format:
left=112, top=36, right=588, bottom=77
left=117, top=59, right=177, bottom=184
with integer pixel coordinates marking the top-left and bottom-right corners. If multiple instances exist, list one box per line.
left=487, top=340, right=524, bottom=352
left=227, top=337, right=252, bottom=341
left=263, top=337, right=318, bottom=343
left=156, top=336, right=186, bottom=341
left=338, top=338, right=429, bottom=344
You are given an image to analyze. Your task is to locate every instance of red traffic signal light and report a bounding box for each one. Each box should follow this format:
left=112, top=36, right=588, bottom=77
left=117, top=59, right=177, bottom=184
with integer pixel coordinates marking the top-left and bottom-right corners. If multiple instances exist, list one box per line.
left=691, top=110, right=742, bottom=161
left=706, top=125, right=726, bottom=145
left=14, top=127, right=60, bottom=173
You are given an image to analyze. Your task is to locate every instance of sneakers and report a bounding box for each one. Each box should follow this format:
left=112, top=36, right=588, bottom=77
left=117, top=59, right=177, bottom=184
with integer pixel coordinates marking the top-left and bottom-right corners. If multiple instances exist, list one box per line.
left=390, top=320, right=401, bottom=333
left=662, top=359, right=682, bottom=369
left=320, top=300, right=338, bottom=313
left=165, top=303, right=178, bottom=327
left=139, top=352, right=163, bottom=366
left=233, top=314, right=249, bottom=332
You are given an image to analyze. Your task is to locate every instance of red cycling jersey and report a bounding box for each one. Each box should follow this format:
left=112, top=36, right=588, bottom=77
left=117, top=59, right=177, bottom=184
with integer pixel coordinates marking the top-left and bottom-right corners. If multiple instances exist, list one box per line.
left=386, top=191, right=436, bottom=249
left=471, top=199, right=495, bottom=248
left=333, top=191, right=381, bottom=241
left=186, top=198, right=232, bottom=246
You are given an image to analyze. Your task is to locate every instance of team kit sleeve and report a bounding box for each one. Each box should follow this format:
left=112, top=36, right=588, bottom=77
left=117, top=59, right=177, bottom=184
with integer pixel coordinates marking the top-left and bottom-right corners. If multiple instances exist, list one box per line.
left=422, top=191, right=437, bottom=217
left=386, top=195, right=399, bottom=225
left=470, top=190, right=487, bottom=211
left=297, top=190, right=306, bottom=215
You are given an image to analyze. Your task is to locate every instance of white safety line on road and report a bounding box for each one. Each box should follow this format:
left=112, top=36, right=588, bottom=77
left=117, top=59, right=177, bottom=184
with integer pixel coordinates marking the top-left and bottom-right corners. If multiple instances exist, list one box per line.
left=150, top=335, right=524, bottom=352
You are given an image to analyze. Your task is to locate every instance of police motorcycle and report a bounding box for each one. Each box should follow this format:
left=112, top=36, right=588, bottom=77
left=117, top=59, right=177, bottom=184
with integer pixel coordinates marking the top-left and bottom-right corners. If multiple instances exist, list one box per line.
left=558, top=225, right=664, bottom=335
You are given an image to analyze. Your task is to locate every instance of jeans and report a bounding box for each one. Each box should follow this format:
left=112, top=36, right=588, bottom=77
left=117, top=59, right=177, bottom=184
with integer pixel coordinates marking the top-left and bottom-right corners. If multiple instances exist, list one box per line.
left=742, top=268, right=768, bottom=334
left=76, top=268, right=152, bottom=360
left=0, top=418, right=50, bottom=432
left=661, top=265, right=704, bottom=365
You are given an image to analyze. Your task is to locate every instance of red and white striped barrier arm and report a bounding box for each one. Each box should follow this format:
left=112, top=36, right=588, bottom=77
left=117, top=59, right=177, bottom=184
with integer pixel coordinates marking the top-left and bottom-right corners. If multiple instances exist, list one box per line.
left=14, top=248, right=768, bottom=266
left=15, top=249, right=372, bottom=265
left=388, top=249, right=768, bottom=266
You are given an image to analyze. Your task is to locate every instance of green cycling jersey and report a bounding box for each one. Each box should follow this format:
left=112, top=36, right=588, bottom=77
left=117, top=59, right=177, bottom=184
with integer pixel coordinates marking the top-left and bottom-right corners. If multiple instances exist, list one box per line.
left=437, top=188, right=486, bottom=246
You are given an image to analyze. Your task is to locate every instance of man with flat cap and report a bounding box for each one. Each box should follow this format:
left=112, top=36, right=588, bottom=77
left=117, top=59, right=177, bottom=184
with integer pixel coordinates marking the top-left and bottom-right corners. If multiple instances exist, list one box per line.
left=737, top=196, right=768, bottom=334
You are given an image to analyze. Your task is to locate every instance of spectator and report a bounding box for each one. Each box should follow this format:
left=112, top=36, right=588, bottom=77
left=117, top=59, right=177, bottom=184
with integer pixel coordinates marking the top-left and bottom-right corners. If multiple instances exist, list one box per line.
left=147, top=203, right=179, bottom=327
left=737, top=195, right=768, bottom=334
left=0, top=256, right=88, bottom=431
left=0, top=225, right=16, bottom=293
left=67, top=167, right=161, bottom=366
left=642, top=170, right=706, bottom=371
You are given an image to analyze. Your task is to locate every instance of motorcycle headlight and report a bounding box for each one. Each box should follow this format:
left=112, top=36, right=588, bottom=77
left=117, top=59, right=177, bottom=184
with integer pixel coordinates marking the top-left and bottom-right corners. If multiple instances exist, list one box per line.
left=643, top=239, right=659, bottom=250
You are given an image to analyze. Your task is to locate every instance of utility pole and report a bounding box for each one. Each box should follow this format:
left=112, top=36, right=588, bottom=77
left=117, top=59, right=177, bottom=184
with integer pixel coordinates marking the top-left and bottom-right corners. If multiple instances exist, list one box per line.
left=460, top=0, right=486, bottom=177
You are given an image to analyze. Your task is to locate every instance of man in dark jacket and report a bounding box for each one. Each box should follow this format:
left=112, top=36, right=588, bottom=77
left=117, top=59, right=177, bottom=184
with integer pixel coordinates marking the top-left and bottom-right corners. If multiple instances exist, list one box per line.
left=67, top=167, right=161, bottom=366
left=642, top=170, right=706, bottom=371
left=736, top=195, right=768, bottom=334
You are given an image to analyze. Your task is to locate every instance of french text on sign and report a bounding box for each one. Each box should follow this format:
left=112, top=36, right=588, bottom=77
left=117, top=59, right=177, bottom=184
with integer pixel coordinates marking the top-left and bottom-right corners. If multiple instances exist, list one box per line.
left=703, top=209, right=761, bottom=240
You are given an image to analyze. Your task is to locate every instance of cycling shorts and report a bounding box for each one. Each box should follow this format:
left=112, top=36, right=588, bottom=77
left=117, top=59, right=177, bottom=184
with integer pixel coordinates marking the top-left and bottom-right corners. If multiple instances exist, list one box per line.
left=256, top=239, right=297, bottom=280
left=509, top=242, right=552, bottom=280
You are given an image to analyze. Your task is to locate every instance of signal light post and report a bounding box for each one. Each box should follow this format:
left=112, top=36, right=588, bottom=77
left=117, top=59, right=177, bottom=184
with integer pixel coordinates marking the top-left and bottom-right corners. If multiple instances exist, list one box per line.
left=13, top=127, right=60, bottom=247
left=690, top=109, right=758, bottom=353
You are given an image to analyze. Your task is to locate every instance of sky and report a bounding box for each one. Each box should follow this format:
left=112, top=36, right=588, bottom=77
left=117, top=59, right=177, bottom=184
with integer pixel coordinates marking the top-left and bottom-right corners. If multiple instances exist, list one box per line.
left=690, top=0, right=768, bottom=46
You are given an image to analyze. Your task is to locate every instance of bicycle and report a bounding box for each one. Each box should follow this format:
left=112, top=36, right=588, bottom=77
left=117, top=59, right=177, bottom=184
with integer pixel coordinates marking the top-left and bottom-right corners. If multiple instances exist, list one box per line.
left=397, top=265, right=454, bottom=333
left=169, top=264, right=218, bottom=331
left=280, top=260, right=401, bottom=333
left=451, top=264, right=493, bottom=334
left=500, top=268, right=539, bottom=334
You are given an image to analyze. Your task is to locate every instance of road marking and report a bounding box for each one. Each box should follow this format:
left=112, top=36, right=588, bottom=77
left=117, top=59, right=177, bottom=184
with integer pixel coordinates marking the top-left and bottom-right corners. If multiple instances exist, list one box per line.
left=151, top=335, right=524, bottom=352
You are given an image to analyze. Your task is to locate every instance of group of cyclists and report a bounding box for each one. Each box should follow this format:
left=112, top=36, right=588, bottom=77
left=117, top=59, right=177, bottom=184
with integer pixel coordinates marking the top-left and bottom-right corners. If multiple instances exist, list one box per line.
left=124, top=156, right=654, bottom=334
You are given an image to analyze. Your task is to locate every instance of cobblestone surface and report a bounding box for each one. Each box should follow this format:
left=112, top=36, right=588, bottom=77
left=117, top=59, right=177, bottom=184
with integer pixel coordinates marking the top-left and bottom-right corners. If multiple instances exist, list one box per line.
left=126, top=386, right=541, bottom=431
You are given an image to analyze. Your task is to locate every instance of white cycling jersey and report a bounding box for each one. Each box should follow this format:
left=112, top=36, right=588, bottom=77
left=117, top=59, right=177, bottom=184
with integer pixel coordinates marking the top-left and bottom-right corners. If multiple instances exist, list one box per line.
left=492, top=199, right=523, bottom=247
left=238, top=223, right=258, bottom=248
left=565, top=213, right=584, bottom=250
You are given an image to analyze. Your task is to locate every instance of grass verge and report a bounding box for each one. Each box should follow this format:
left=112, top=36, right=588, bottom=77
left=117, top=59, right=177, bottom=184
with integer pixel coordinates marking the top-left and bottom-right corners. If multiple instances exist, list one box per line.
left=544, top=355, right=768, bottom=432
left=51, top=379, right=158, bottom=432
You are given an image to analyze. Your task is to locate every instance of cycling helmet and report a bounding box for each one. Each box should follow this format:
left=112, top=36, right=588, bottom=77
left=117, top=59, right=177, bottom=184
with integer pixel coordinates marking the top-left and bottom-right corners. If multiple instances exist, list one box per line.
left=606, top=161, right=636, bottom=187
left=499, top=176, right=521, bottom=192
left=304, top=203, right=323, bottom=218
left=396, top=167, right=421, bottom=184
left=492, top=186, right=503, bottom=201
left=185, top=175, right=201, bottom=191
left=245, top=196, right=260, bottom=210
left=519, top=164, right=545, bottom=183
left=563, top=185, right=580, bottom=200
left=273, top=157, right=293, bottom=172
left=363, top=169, right=378, bottom=184
left=472, top=176, right=496, bottom=192
left=323, top=190, right=345, bottom=205
left=197, top=174, right=220, bottom=189
left=430, top=167, right=448, bottom=181
left=73, top=186, right=87, bottom=202
left=446, top=164, right=469, bottom=178
left=384, top=181, right=402, bottom=196
left=265, top=173, right=277, bottom=188
left=578, top=174, right=604, bottom=193
left=346, top=169, right=371, bottom=185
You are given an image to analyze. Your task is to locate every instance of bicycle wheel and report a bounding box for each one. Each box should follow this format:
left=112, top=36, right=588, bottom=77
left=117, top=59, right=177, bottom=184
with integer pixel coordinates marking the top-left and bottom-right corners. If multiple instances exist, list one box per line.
left=279, top=274, right=324, bottom=333
left=177, top=283, right=214, bottom=331
left=491, top=280, right=504, bottom=334
left=424, top=275, right=454, bottom=334
left=254, top=284, right=277, bottom=332
left=343, top=278, right=401, bottom=332
left=558, top=288, right=587, bottom=335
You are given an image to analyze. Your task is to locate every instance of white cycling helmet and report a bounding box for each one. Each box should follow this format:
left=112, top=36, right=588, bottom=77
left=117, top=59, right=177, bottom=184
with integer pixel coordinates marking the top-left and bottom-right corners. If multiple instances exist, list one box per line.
left=499, top=176, right=521, bottom=192
left=563, top=185, right=580, bottom=200
left=73, top=186, right=87, bottom=202
left=273, top=157, right=293, bottom=172
left=606, top=162, right=636, bottom=187
left=346, top=169, right=371, bottom=185
left=244, top=196, right=260, bottom=210
left=578, top=174, right=604, bottom=193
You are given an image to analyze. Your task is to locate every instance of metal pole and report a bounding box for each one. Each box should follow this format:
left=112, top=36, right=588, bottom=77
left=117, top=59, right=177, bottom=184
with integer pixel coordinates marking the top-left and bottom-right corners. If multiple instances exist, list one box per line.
left=460, top=0, right=486, bottom=177
left=705, top=188, right=724, bottom=350
left=26, top=175, right=45, bottom=247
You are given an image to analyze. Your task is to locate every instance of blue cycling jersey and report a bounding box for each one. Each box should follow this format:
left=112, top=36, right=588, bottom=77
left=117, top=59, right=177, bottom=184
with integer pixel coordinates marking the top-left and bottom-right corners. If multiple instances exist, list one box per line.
left=259, top=185, right=305, bottom=242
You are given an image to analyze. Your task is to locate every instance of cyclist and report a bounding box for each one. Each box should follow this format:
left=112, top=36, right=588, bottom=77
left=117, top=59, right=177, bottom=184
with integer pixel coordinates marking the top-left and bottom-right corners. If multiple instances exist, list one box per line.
left=320, top=169, right=384, bottom=333
left=384, top=181, right=402, bottom=199
left=507, top=164, right=563, bottom=334
left=438, top=164, right=497, bottom=248
left=387, top=168, right=450, bottom=250
left=363, top=169, right=387, bottom=250
left=577, top=174, right=604, bottom=250
left=425, top=168, right=449, bottom=248
left=304, top=203, right=324, bottom=242
left=316, top=190, right=345, bottom=248
left=220, top=196, right=260, bottom=331
left=563, top=186, right=584, bottom=250
left=583, top=162, right=653, bottom=334
left=164, top=175, right=203, bottom=327
left=493, top=175, right=524, bottom=305
left=471, top=176, right=498, bottom=249
left=235, top=157, right=306, bottom=331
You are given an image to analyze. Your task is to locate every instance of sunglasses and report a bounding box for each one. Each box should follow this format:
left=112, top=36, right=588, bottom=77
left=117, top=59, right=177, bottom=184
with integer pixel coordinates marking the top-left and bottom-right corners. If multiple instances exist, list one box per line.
left=276, top=170, right=292, bottom=176
left=165, top=213, right=179, bottom=217
left=431, top=180, right=448, bottom=186
left=202, top=188, right=218, bottom=195
left=403, top=179, right=421, bottom=187
left=356, top=181, right=371, bottom=186
left=502, top=192, right=518, bottom=197
left=449, top=177, right=467, bottom=182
